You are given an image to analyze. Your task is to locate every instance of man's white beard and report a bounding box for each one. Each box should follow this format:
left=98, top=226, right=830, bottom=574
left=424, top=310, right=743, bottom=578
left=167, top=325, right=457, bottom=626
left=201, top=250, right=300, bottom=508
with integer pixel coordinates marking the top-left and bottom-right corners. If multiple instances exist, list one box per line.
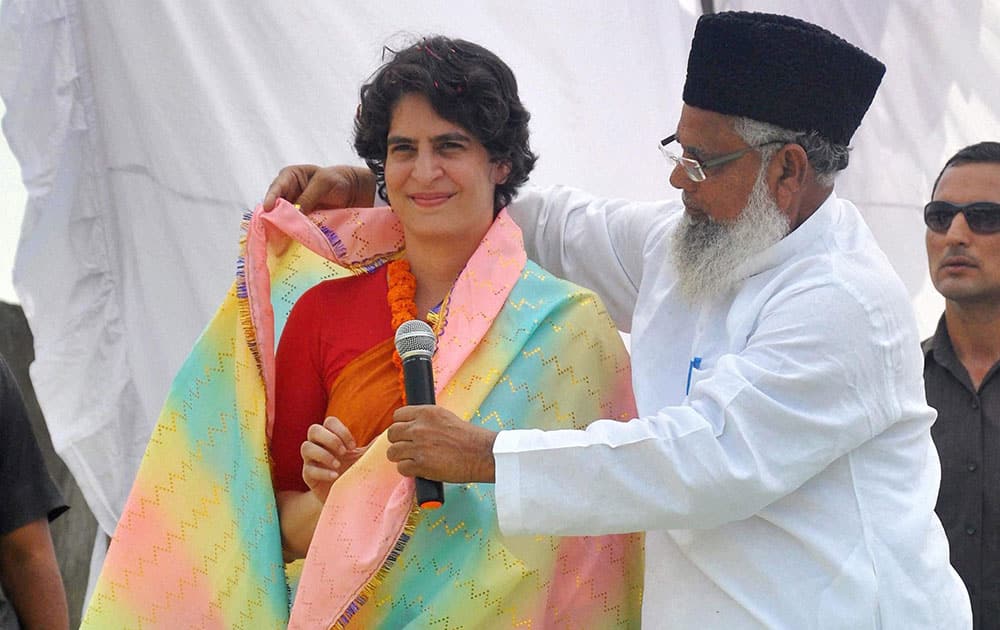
left=669, top=166, right=790, bottom=304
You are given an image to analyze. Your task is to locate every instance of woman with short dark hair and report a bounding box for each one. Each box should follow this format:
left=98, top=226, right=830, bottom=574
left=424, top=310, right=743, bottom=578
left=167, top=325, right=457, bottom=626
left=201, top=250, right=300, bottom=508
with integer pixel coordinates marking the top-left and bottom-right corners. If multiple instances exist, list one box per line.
left=270, top=36, right=642, bottom=627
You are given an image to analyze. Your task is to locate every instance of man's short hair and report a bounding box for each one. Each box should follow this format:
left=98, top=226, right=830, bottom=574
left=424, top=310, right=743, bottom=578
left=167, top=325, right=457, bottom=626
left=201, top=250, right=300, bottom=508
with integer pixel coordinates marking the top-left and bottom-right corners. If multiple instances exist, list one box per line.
left=932, top=141, right=1000, bottom=196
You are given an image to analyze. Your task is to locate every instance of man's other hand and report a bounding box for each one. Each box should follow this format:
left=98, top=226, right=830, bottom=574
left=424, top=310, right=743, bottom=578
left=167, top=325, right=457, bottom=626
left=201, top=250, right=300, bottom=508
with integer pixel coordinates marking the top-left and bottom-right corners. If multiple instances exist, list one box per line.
left=262, top=165, right=376, bottom=212
left=387, top=405, right=498, bottom=484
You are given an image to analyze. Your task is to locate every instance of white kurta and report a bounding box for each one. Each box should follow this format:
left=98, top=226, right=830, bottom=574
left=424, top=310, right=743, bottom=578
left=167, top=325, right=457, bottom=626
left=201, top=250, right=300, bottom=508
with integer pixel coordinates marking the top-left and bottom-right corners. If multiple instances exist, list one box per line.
left=498, top=188, right=971, bottom=629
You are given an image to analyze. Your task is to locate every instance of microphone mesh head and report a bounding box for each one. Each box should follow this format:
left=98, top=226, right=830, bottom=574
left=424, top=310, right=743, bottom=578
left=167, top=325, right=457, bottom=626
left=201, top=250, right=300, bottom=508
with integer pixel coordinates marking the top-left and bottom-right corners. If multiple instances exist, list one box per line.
left=394, top=319, right=437, bottom=359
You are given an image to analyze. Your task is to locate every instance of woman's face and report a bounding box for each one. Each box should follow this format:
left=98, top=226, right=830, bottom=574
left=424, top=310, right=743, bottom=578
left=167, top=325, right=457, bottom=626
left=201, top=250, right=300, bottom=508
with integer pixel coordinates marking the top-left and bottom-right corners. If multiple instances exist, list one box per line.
left=384, top=93, right=509, bottom=243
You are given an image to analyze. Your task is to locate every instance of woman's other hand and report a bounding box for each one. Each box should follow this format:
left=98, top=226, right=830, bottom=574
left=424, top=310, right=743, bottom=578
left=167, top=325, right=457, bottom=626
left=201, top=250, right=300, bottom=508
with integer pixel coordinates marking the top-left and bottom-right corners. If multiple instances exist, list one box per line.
left=278, top=416, right=366, bottom=560
left=301, top=416, right=366, bottom=503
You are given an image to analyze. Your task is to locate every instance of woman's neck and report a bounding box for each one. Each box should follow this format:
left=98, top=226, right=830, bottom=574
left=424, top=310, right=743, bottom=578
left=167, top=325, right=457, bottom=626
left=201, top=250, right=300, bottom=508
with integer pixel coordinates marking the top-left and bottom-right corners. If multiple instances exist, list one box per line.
left=404, top=233, right=482, bottom=316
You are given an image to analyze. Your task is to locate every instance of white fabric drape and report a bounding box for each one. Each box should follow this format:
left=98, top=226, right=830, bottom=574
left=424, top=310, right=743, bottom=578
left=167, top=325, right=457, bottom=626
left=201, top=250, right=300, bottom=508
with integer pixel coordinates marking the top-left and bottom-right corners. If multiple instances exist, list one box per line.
left=0, top=0, right=695, bottom=535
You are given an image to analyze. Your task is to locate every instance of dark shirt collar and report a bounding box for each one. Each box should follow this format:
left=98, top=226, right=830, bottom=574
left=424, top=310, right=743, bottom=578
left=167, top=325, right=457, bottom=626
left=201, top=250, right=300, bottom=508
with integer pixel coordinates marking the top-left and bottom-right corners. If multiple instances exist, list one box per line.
left=922, top=313, right=951, bottom=361
left=924, top=311, right=1000, bottom=393
left=922, top=313, right=976, bottom=392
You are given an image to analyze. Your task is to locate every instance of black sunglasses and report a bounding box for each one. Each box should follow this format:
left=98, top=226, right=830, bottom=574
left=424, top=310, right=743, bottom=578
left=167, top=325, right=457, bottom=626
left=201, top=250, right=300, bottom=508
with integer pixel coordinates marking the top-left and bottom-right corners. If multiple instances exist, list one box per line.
left=924, top=201, right=1000, bottom=234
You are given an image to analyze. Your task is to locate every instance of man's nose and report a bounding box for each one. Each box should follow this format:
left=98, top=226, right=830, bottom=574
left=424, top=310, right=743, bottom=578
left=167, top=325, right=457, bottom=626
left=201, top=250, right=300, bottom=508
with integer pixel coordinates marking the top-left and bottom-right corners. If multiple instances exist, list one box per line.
left=669, top=162, right=695, bottom=192
left=944, top=211, right=973, bottom=245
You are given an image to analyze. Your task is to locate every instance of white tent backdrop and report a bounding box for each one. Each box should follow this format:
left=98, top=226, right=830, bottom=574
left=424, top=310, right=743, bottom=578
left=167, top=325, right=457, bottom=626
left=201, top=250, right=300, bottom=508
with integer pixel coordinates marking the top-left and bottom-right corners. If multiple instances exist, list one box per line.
left=1, top=0, right=998, bottom=546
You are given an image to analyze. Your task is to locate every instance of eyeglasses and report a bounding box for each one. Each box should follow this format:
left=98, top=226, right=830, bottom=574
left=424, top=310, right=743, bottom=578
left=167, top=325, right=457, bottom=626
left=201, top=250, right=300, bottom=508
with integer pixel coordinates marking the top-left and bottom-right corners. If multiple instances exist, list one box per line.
left=658, top=134, right=788, bottom=182
left=924, top=200, right=1000, bottom=234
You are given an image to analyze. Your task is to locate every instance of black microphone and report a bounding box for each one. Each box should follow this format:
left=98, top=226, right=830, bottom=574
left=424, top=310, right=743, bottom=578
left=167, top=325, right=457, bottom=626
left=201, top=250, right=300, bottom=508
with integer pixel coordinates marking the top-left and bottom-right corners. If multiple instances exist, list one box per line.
left=394, top=319, right=445, bottom=509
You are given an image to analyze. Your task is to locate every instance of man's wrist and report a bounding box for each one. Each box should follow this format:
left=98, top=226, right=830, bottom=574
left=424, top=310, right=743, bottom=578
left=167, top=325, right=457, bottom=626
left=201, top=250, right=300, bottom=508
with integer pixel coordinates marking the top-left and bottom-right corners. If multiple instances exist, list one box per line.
left=479, top=429, right=498, bottom=483
left=351, top=166, right=377, bottom=206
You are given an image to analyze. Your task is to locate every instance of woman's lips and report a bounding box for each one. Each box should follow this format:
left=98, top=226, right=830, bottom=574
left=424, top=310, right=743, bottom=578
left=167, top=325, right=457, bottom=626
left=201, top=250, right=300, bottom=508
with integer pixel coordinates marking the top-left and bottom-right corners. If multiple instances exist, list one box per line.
left=409, top=192, right=454, bottom=207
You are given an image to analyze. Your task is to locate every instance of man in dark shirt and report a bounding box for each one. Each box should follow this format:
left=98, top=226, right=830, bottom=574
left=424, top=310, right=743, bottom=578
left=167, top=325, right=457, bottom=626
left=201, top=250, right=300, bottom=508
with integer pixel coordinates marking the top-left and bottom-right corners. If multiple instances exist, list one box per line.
left=0, top=353, right=69, bottom=630
left=923, top=141, right=1000, bottom=630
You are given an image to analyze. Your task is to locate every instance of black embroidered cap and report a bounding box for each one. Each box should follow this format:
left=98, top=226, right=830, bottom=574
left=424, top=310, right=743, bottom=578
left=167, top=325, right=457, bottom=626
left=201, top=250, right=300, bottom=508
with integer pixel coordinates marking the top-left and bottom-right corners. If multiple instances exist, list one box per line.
left=682, top=11, right=886, bottom=146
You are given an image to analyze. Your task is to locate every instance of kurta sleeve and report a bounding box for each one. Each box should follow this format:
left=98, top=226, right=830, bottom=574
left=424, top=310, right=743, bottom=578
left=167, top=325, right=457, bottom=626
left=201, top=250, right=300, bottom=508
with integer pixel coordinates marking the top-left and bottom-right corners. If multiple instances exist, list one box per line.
left=494, top=281, right=909, bottom=536
left=507, top=185, right=678, bottom=332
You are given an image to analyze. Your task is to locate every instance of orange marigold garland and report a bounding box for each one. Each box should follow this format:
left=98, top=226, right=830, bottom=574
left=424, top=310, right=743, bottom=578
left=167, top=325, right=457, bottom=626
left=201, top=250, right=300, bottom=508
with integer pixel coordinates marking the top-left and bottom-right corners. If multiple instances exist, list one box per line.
left=387, top=258, right=418, bottom=403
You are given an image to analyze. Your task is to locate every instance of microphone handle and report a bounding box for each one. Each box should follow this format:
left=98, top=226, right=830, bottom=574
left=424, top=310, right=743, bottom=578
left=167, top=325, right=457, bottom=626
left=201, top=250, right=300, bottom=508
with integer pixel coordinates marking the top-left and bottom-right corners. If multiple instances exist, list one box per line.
left=402, top=356, right=445, bottom=509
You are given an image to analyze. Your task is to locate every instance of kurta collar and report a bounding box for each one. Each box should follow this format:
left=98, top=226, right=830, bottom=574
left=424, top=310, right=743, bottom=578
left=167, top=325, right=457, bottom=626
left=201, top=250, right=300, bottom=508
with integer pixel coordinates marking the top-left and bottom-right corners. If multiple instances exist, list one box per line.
left=734, top=191, right=839, bottom=281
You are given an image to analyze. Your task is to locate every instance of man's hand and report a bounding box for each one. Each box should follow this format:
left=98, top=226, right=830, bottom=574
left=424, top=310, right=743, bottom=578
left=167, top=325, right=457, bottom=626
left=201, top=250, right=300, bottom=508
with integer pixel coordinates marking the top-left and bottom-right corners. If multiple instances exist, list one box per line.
left=387, top=405, right=498, bottom=483
left=301, top=416, right=366, bottom=504
left=262, top=164, right=377, bottom=212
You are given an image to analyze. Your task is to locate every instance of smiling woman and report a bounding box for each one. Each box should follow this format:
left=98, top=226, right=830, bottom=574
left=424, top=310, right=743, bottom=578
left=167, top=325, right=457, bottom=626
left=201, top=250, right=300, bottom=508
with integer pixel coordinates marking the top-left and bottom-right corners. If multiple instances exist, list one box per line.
left=272, top=37, right=640, bottom=628
left=268, top=35, right=643, bottom=628
left=353, top=37, right=535, bottom=216
left=270, top=37, right=540, bottom=558
left=382, top=94, right=508, bottom=269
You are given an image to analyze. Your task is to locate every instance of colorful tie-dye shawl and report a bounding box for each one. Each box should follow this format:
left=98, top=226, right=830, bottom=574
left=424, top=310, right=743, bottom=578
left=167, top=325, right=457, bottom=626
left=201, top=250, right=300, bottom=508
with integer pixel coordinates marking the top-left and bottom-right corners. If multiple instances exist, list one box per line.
left=82, top=199, right=642, bottom=628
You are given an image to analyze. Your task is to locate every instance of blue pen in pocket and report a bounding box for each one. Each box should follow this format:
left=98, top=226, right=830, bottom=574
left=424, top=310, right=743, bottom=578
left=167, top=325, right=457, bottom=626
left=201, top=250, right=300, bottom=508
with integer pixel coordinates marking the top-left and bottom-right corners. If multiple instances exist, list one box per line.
left=686, top=356, right=702, bottom=396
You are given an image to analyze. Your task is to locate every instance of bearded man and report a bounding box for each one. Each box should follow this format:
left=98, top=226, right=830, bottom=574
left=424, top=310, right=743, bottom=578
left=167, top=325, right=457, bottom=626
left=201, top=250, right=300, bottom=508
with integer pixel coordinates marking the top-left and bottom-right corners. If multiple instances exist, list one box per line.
left=264, top=12, right=970, bottom=628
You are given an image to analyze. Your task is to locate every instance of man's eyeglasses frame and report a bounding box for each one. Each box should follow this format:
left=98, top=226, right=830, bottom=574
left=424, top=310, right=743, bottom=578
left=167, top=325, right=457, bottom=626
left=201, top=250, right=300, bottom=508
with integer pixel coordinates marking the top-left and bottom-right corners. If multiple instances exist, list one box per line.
left=659, top=134, right=789, bottom=182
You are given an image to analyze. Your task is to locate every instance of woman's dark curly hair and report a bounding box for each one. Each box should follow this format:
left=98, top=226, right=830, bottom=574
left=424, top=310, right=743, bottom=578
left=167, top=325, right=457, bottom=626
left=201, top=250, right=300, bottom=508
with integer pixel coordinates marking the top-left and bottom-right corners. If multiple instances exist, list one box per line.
left=354, top=36, right=537, bottom=214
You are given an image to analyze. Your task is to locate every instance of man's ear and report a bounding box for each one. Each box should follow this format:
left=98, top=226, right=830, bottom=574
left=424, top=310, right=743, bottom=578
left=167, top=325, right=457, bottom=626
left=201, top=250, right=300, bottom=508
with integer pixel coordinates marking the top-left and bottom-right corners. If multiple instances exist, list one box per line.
left=492, top=161, right=512, bottom=185
left=770, top=143, right=809, bottom=210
